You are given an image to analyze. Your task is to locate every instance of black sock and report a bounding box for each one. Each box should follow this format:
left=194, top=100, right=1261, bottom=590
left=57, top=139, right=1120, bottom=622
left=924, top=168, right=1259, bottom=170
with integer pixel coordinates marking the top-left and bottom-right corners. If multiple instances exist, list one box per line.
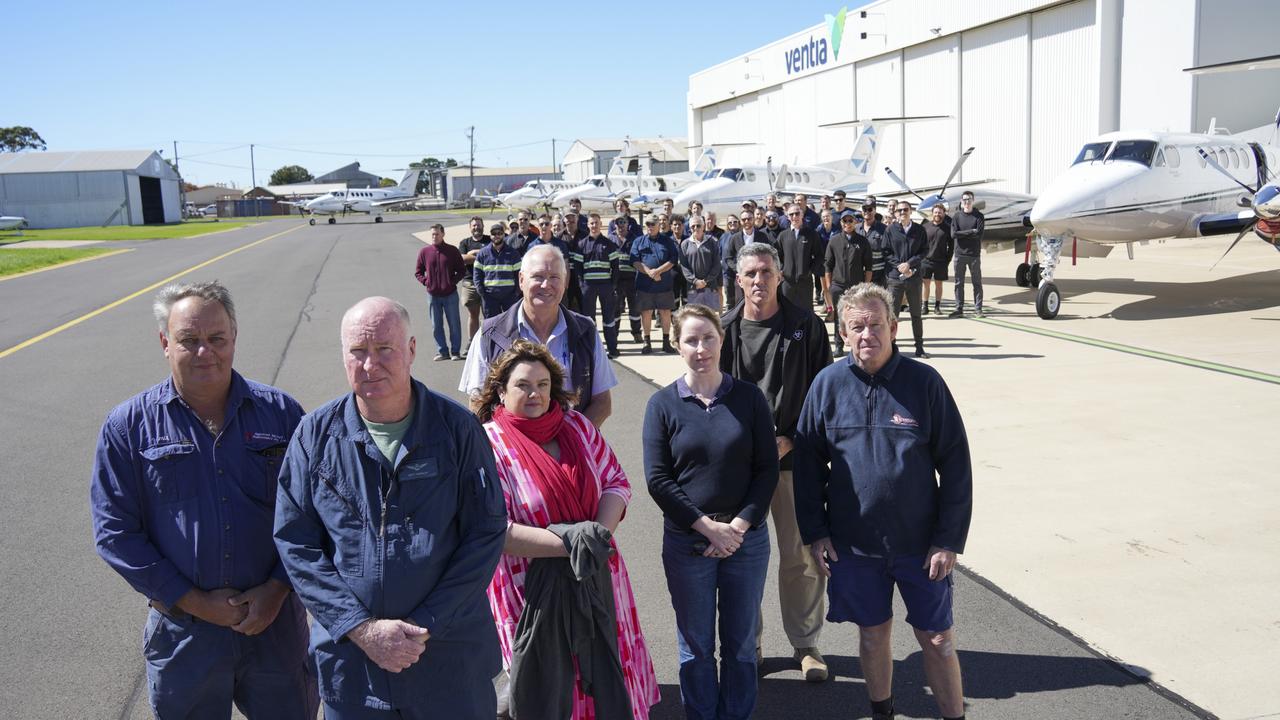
left=871, top=697, right=894, bottom=716
left=943, top=716, right=965, bottom=720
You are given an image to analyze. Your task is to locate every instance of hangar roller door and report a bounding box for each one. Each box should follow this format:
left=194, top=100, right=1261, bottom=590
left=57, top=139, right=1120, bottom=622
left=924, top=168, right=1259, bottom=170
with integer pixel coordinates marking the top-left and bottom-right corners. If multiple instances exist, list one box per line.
left=139, top=176, right=165, bottom=224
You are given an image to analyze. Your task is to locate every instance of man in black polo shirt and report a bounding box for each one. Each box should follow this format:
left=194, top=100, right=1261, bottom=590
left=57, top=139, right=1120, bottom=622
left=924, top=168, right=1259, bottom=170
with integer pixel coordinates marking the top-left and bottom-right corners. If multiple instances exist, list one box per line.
left=777, top=204, right=823, bottom=309
left=457, top=216, right=490, bottom=354
left=949, top=191, right=985, bottom=318
left=720, top=242, right=833, bottom=683
left=824, top=213, right=873, bottom=355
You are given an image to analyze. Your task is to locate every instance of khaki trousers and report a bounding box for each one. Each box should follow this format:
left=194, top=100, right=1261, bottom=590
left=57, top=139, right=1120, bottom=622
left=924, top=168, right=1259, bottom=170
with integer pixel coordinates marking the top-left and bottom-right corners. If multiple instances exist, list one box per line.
left=758, top=469, right=827, bottom=649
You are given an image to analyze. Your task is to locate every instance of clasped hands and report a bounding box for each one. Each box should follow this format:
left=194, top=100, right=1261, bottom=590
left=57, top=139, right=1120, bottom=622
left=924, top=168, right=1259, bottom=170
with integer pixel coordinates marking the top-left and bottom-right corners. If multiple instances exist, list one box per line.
left=694, top=515, right=751, bottom=558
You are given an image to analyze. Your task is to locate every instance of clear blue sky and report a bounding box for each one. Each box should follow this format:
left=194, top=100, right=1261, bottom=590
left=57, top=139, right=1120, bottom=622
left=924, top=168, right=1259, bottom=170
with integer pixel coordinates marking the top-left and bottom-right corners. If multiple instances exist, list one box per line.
left=7, top=1, right=870, bottom=188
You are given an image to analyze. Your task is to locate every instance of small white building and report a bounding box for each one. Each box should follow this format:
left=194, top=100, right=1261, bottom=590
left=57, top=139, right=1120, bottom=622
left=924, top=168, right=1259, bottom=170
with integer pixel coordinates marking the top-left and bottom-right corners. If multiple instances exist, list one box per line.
left=446, top=166, right=560, bottom=203
left=0, top=150, right=182, bottom=228
left=561, top=138, right=689, bottom=183
left=687, top=0, right=1280, bottom=195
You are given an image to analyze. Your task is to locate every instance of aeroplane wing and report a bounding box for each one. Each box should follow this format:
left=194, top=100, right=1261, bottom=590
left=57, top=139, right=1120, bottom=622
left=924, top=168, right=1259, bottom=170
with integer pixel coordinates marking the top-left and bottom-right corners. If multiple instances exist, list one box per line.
left=1183, top=53, right=1280, bottom=75
left=371, top=195, right=432, bottom=208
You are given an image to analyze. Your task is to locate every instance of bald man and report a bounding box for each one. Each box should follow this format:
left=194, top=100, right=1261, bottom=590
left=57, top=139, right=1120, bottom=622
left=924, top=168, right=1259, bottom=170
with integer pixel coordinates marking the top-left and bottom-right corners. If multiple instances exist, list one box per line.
left=274, top=297, right=508, bottom=720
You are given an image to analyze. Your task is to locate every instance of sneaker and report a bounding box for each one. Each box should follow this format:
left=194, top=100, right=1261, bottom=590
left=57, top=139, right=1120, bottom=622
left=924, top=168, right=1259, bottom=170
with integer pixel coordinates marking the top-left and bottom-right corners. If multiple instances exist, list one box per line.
left=661, top=339, right=675, bottom=354
left=914, top=347, right=930, bottom=359
left=933, top=303, right=941, bottom=314
left=607, top=349, right=620, bottom=359
left=922, top=304, right=931, bottom=315
left=641, top=342, right=652, bottom=355
left=451, top=354, right=464, bottom=361
left=793, top=647, right=828, bottom=682
left=975, top=309, right=986, bottom=318
left=947, top=309, right=964, bottom=318
left=433, top=353, right=447, bottom=361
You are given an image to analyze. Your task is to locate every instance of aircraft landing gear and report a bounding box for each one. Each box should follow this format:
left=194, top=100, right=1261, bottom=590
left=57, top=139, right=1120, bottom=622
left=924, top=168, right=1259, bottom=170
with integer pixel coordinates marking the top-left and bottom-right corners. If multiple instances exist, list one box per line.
left=309, top=218, right=316, bottom=226
left=1015, top=262, right=1031, bottom=288
left=1033, top=233, right=1065, bottom=319
left=374, top=216, right=384, bottom=223
left=328, top=217, right=336, bottom=225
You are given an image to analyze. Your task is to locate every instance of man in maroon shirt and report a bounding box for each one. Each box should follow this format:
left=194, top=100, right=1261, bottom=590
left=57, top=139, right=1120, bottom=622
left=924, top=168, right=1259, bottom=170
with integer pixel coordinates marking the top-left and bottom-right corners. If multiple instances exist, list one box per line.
left=414, top=223, right=467, bottom=360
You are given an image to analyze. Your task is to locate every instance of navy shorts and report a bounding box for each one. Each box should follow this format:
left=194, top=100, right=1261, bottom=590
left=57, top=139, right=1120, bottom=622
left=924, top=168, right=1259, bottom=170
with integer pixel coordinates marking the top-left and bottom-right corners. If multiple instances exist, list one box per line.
left=921, top=262, right=949, bottom=281
left=826, top=552, right=954, bottom=632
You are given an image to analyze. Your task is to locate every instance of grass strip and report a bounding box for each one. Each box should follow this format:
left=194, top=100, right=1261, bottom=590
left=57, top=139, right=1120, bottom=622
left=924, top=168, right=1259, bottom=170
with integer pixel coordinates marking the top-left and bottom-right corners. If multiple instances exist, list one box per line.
left=0, top=247, right=115, bottom=277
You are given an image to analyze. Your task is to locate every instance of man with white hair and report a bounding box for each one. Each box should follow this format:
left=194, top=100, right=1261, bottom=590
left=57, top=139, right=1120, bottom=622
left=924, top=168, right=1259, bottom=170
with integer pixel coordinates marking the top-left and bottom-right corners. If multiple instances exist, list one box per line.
left=275, top=297, right=508, bottom=719
left=794, top=283, right=972, bottom=720
left=459, top=244, right=617, bottom=428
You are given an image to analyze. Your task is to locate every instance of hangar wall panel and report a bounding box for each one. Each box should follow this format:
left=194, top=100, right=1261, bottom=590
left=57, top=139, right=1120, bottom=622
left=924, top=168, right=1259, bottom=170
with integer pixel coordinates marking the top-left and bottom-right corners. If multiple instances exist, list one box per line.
left=855, top=51, right=905, bottom=185
left=960, top=16, right=1030, bottom=193
left=1118, top=0, right=1196, bottom=132
left=758, top=87, right=786, bottom=170
left=126, top=175, right=143, bottom=225
left=0, top=171, right=130, bottom=228
left=903, top=36, right=960, bottom=187
left=1029, top=0, right=1097, bottom=193
left=1192, top=0, right=1280, bottom=137
left=781, top=74, right=819, bottom=166
left=814, top=64, right=857, bottom=164
left=161, top=178, right=181, bottom=223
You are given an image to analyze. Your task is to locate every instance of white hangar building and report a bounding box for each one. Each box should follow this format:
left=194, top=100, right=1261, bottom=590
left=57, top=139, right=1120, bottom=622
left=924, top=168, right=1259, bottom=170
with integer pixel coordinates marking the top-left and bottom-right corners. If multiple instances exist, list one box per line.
left=687, top=0, right=1280, bottom=196
left=0, top=150, right=181, bottom=228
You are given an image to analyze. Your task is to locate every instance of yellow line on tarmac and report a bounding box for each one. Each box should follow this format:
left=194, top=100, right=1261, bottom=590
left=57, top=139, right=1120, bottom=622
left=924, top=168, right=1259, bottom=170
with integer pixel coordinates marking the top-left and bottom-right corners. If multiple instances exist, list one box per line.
left=0, top=248, right=133, bottom=283
left=0, top=223, right=306, bottom=360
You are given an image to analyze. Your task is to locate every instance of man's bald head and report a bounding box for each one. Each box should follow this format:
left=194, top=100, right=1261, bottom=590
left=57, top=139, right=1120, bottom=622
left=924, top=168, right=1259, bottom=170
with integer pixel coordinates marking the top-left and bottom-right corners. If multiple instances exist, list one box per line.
left=341, top=297, right=411, bottom=346
left=340, top=297, right=416, bottom=422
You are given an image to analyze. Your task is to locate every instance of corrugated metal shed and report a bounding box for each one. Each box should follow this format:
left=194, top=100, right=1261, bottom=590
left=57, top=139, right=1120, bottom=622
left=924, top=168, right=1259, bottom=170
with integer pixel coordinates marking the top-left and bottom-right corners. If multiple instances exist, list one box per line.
left=0, top=149, right=181, bottom=228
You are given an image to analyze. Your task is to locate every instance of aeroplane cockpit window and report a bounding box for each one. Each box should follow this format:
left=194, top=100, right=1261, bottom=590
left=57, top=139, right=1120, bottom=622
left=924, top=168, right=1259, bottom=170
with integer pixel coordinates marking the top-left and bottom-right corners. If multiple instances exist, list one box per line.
left=1164, top=146, right=1181, bottom=168
left=590, top=178, right=603, bottom=187
left=1153, top=149, right=1166, bottom=167
left=1107, top=140, right=1157, bottom=167
left=745, top=171, right=756, bottom=182
left=720, top=168, right=743, bottom=182
left=1073, top=142, right=1110, bottom=164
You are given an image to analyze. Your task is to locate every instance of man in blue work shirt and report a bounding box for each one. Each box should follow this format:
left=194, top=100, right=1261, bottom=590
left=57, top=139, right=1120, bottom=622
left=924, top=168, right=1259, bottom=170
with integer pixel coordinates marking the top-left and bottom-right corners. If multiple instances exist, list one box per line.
left=275, top=297, right=508, bottom=720
left=631, top=215, right=681, bottom=354
left=474, top=223, right=522, bottom=319
left=793, top=283, right=972, bottom=720
left=577, top=213, right=622, bottom=358
left=90, top=280, right=318, bottom=720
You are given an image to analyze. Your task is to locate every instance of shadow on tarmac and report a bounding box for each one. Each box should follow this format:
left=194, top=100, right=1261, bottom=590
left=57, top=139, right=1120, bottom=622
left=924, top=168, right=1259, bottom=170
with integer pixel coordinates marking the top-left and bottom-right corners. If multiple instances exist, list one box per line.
left=983, top=269, right=1280, bottom=321
left=648, top=649, right=1150, bottom=719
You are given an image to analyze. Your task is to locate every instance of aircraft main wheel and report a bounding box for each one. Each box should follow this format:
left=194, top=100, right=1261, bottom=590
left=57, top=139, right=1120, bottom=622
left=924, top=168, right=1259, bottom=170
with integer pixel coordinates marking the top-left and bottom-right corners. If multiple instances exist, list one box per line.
left=1036, top=282, right=1061, bottom=319
left=375, top=216, right=384, bottom=223
left=1015, top=263, right=1031, bottom=287
left=328, top=217, right=336, bottom=225
left=308, top=218, right=316, bottom=226
left=1030, top=263, right=1043, bottom=287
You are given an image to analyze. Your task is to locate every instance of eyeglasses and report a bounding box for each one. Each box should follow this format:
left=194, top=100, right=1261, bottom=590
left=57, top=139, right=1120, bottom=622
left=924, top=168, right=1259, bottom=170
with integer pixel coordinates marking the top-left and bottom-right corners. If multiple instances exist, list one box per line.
left=962, top=197, right=974, bottom=202
left=787, top=211, right=801, bottom=217
left=897, top=209, right=910, bottom=215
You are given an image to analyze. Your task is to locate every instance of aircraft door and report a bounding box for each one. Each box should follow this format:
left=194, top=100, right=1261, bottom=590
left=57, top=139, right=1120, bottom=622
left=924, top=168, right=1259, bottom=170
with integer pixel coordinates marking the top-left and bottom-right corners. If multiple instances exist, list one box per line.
left=1248, top=142, right=1268, bottom=189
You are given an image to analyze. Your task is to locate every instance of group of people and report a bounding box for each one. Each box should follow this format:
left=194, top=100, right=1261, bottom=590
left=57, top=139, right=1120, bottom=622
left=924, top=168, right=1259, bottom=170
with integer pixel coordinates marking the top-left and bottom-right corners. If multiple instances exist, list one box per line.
left=91, top=185, right=977, bottom=720
left=417, top=188, right=987, bottom=368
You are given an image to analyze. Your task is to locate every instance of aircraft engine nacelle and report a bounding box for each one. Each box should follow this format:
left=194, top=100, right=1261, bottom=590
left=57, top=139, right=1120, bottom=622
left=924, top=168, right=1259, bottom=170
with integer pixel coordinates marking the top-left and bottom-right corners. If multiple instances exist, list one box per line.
left=1251, top=184, right=1279, bottom=248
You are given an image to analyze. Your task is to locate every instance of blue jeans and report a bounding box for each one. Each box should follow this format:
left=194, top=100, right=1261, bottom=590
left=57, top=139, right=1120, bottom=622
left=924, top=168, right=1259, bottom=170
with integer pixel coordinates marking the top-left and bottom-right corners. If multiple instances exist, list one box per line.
left=662, top=525, right=770, bottom=720
left=429, top=292, right=462, bottom=355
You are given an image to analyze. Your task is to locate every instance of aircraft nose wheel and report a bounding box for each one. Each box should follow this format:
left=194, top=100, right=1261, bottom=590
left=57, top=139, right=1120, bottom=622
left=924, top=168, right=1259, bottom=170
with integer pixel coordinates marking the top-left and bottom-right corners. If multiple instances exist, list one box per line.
left=375, top=216, right=383, bottom=223
left=328, top=217, right=336, bottom=224
left=308, top=218, right=316, bottom=226
left=1030, top=263, right=1043, bottom=287
left=1036, top=282, right=1061, bottom=319
left=1015, top=262, right=1031, bottom=287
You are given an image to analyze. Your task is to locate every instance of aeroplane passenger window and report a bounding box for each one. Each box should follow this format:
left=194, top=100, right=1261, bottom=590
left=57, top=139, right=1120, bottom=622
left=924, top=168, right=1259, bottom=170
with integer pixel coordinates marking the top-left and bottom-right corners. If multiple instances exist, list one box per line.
left=745, top=171, right=756, bottom=182
left=1228, top=148, right=1240, bottom=168
left=803, top=173, right=811, bottom=183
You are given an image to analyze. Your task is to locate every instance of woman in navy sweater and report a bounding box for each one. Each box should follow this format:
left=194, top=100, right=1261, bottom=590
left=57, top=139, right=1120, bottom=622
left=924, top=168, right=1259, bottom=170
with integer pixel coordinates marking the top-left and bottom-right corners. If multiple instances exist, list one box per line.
left=642, top=303, right=780, bottom=720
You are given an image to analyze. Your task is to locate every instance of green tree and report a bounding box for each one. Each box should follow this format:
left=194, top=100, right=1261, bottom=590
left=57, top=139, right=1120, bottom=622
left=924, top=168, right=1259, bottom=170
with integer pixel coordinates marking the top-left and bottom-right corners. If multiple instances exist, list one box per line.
left=378, top=177, right=397, bottom=187
left=0, top=126, right=46, bottom=153
left=269, top=165, right=313, bottom=185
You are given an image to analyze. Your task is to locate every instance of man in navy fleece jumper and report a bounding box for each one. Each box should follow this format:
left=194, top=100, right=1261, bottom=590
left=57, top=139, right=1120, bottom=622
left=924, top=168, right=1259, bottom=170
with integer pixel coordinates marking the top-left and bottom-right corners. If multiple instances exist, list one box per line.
left=793, top=283, right=972, bottom=720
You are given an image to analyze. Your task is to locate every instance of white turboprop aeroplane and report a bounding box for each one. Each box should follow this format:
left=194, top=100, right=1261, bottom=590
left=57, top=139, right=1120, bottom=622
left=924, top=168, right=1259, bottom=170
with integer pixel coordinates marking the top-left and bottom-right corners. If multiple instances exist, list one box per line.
left=496, top=178, right=581, bottom=211
left=550, top=146, right=718, bottom=211
left=0, top=214, right=27, bottom=233
left=882, top=146, right=1037, bottom=242
left=672, top=123, right=888, bottom=219
left=1024, top=99, right=1280, bottom=318
left=293, top=170, right=427, bottom=225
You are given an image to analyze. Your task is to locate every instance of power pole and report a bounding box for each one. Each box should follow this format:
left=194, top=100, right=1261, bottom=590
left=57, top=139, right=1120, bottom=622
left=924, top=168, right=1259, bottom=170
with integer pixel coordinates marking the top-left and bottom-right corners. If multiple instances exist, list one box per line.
left=551, top=139, right=556, bottom=176
left=174, top=140, right=186, bottom=220
left=467, top=126, right=475, bottom=203
left=249, top=144, right=258, bottom=218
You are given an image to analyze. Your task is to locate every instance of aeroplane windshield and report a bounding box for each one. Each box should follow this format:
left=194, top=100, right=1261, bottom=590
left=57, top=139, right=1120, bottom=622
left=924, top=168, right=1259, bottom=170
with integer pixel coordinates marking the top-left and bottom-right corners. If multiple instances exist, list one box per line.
left=1073, top=142, right=1110, bottom=165
left=1107, top=140, right=1157, bottom=167
left=719, top=168, right=743, bottom=181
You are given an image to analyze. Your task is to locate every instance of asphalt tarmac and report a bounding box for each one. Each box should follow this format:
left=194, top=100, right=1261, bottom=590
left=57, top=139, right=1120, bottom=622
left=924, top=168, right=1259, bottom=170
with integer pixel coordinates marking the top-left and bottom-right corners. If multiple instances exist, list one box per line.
left=0, top=215, right=1207, bottom=719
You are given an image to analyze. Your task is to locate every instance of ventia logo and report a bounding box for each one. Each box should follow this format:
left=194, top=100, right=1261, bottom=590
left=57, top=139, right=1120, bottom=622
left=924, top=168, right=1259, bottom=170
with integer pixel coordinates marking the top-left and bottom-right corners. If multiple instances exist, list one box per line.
left=783, top=7, right=847, bottom=76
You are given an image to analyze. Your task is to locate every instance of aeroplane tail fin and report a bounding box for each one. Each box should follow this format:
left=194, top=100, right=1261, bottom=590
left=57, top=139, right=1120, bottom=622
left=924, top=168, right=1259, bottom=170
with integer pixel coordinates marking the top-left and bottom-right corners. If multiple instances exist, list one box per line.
left=690, top=147, right=718, bottom=179
left=398, top=169, right=420, bottom=193
left=848, top=124, right=881, bottom=179
left=606, top=155, right=627, bottom=177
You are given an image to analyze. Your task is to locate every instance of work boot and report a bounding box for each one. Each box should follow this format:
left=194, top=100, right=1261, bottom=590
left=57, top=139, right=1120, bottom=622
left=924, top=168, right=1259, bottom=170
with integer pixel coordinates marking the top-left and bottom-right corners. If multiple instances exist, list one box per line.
left=641, top=339, right=652, bottom=355
left=934, top=301, right=942, bottom=314
left=922, top=304, right=931, bottom=315
left=915, top=345, right=930, bottom=359
left=793, top=647, right=828, bottom=682
left=948, top=308, right=964, bottom=318
left=661, top=337, right=675, bottom=354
